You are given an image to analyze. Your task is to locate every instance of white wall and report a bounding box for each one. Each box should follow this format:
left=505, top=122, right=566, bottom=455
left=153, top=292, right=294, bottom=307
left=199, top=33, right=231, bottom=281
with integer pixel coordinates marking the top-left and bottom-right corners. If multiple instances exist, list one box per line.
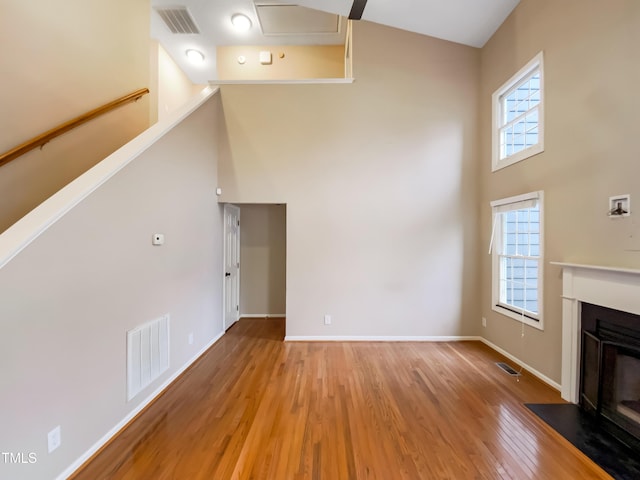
left=0, top=94, right=224, bottom=479
left=218, top=21, right=480, bottom=338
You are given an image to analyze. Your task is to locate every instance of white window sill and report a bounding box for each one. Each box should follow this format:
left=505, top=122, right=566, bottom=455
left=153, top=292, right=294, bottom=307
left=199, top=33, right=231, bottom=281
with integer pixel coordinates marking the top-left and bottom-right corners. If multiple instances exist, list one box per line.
left=492, top=304, right=544, bottom=331
left=492, top=143, right=544, bottom=172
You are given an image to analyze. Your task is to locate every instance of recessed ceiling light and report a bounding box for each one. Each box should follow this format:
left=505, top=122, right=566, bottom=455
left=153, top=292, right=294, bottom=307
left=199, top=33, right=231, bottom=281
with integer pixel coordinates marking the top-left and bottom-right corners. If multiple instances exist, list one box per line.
left=185, top=49, right=205, bottom=64
left=231, top=13, right=252, bottom=31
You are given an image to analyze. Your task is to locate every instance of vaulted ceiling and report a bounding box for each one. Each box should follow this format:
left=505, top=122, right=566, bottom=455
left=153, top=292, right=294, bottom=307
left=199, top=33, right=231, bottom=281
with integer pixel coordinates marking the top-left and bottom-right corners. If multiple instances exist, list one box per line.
left=151, top=0, right=521, bottom=84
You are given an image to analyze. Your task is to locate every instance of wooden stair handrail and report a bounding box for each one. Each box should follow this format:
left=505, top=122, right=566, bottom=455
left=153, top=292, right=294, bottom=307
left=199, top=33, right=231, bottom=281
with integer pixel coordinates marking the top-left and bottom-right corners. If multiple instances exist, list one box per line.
left=0, top=88, right=149, bottom=168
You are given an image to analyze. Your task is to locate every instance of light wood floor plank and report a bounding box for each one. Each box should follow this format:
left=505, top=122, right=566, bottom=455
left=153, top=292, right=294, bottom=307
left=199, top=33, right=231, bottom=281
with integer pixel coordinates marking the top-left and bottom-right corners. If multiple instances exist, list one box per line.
left=71, top=318, right=612, bottom=479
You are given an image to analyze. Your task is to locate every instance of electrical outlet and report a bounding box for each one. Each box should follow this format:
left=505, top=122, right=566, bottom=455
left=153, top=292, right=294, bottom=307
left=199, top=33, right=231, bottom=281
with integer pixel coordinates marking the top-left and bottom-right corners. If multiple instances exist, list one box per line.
left=48, top=426, right=61, bottom=453
left=482, top=317, right=487, bottom=327
left=152, top=233, right=165, bottom=246
left=324, top=314, right=331, bottom=325
left=188, top=333, right=194, bottom=345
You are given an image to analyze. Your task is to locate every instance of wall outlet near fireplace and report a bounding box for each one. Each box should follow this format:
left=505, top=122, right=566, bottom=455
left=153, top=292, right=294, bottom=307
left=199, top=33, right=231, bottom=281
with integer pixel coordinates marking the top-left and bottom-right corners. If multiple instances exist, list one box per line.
left=482, top=317, right=487, bottom=327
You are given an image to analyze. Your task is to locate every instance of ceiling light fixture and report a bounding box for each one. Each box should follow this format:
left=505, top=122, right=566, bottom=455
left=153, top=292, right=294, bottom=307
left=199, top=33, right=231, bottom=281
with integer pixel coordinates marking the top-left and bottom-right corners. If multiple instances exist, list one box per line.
left=231, top=13, right=252, bottom=31
left=185, top=49, right=205, bottom=64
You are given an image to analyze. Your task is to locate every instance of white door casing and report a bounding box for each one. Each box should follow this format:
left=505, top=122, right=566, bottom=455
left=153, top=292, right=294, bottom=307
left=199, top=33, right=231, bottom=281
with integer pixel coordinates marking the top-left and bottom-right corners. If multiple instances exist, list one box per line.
left=223, top=204, right=241, bottom=330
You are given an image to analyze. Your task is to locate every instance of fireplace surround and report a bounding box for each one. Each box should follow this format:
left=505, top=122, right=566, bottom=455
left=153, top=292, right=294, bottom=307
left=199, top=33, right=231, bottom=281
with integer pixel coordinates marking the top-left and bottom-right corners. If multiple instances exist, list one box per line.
left=555, top=262, right=640, bottom=447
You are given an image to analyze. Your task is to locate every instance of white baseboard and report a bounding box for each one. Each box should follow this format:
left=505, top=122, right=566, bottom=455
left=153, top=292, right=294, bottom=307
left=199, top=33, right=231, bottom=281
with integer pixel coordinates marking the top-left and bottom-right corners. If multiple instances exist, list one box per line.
left=57, top=330, right=225, bottom=480
left=240, top=314, right=286, bottom=318
left=285, top=335, right=482, bottom=342
left=479, top=337, right=561, bottom=391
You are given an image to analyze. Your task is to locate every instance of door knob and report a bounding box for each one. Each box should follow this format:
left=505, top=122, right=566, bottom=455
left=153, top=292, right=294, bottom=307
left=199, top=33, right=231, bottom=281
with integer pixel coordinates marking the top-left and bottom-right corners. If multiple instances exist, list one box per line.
left=225, top=272, right=231, bottom=277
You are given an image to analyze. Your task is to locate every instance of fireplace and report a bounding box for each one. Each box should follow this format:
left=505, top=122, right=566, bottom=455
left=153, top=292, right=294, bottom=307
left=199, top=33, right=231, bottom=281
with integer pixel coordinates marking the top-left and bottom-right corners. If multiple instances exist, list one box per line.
left=554, top=262, right=640, bottom=403
left=550, top=262, right=640, bottom=477
left=580, top=302, right=640, bottom=447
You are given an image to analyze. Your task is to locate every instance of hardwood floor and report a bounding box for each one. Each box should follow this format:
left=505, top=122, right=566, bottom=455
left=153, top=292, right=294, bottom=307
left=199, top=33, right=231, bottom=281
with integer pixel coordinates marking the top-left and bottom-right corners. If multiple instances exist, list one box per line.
left=72, top=318, right=611, bottom=479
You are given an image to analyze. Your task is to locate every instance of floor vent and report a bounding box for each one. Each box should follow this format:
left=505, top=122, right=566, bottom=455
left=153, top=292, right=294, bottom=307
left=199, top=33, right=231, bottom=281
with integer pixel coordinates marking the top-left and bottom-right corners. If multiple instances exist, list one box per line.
left=154, top=7, right=200, bottom=34
left=127, top=315, right=170, bottom=401
left=496, top=362, right=521, bottom=376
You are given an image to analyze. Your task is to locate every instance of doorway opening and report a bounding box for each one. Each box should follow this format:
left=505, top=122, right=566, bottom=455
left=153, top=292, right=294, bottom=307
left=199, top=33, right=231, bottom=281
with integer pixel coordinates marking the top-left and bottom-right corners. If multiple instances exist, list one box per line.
left=223, top=203, right=287, bottom=333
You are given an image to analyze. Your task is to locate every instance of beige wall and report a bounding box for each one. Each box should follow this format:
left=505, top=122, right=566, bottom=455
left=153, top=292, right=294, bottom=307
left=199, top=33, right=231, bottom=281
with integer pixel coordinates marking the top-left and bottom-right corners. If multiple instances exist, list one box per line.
left=219, top=21, right=480, bottom=338
left=0, top=0, right=151, bottom=232
left=155, top=43, right=204, bottom=122
left=217, top=45, right=345, bottom=80
left=479, top=0, right=640, bottom=383
left=239, top=204, right=287, bottom=316
left=0, top=96, right=224, bottom=479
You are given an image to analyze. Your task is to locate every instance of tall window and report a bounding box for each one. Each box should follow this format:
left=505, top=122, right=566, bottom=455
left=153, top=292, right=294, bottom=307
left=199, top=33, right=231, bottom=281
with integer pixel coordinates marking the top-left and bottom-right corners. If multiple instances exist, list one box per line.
left=492, top=52, right=544, bottom=171
left=490, top=191, right=544, bottom=330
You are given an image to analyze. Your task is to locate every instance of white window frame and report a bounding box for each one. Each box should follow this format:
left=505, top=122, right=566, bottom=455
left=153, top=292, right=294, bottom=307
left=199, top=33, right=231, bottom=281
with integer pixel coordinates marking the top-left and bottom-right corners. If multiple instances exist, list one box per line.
left=489, top=191, right=544, bottom=330
left=491, top=52, right=544, bottom=172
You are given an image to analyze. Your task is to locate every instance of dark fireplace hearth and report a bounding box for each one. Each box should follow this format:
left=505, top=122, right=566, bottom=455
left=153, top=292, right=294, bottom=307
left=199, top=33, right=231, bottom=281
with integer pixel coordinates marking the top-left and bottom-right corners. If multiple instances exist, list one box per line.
left=581, top=302, right=640, bottom=451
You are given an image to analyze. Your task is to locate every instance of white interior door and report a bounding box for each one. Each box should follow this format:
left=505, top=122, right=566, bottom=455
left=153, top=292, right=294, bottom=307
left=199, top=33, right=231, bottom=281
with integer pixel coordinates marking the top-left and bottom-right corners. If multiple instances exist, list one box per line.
left=223, top=204, right=241, bottom=330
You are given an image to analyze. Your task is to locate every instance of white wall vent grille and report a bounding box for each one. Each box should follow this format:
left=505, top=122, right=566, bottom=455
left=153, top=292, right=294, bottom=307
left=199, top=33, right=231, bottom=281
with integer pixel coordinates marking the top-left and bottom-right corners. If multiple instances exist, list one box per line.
left=154, top=7, right=200, bottom=34
left=127, top=314, right=170, bottom=401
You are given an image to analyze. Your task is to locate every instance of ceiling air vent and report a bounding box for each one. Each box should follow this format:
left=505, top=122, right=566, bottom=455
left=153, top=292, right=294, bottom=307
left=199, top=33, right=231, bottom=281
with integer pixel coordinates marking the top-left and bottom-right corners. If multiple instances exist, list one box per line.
left=155, top=6, right=200, bottom=34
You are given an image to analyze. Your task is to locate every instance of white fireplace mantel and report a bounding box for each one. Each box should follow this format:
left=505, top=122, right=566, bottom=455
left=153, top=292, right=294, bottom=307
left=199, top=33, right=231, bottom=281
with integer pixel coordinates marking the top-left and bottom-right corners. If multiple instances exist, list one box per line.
left=552, top=262, right=640, bottom=403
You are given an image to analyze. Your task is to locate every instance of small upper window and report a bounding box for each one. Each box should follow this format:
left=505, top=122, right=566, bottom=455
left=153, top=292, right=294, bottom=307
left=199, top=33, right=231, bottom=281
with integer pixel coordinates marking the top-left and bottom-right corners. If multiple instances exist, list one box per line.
left=492, top=52, right=544, bottom=171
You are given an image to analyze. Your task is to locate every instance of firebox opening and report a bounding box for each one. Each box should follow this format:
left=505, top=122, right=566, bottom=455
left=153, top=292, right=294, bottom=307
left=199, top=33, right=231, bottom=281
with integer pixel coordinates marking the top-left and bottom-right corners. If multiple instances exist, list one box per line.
left=580, top=302, right=640, bottom=451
